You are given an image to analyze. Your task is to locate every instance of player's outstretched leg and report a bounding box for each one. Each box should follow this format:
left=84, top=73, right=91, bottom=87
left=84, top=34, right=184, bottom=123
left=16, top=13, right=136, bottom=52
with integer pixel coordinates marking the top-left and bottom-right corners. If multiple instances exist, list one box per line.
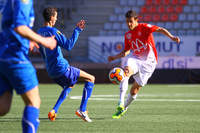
left=112, top=77, right=129, bottom=119
left=76, top=81, right=94, bottom=122
left=48, top=87, right=72, bottom=121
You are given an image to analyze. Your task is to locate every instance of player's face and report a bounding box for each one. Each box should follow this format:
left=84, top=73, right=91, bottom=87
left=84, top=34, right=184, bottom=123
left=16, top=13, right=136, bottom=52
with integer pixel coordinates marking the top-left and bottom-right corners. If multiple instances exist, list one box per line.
left=126, top=17, right=138, bottom=30
left=51, top=12, right=57, bottom=26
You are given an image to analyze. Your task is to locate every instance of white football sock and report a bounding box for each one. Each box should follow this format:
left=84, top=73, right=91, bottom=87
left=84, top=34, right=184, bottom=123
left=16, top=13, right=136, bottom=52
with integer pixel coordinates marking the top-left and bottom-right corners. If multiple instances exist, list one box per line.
left=124, top=93, right=137, bottom=109
left=119, top=77, right=129, bottom=106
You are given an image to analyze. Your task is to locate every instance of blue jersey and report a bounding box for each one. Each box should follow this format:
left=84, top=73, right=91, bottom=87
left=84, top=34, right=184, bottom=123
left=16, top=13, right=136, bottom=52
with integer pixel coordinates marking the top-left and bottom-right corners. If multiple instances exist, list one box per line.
left=0, top=0, right=35, bottom=62
left=38, top=26, right=82, bottom=78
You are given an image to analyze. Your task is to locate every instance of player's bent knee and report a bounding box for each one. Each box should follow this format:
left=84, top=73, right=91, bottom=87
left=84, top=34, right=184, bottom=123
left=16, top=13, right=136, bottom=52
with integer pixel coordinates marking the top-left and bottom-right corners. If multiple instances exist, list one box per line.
left=90, top=75, right=95, bottom=83
left=0, top=106, right=10, bottom=116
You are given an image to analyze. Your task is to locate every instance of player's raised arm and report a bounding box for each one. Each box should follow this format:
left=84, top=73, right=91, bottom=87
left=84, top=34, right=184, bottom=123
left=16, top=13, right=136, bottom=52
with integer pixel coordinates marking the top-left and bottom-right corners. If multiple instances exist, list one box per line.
left=155, top=27, right=180, bottom=44
left=14, top=25, right=56, bottom=50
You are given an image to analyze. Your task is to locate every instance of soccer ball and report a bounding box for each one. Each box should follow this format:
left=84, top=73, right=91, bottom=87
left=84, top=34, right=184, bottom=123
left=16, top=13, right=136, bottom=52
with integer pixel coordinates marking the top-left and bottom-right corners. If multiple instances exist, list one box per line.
left=108, top=67, right=125, bottom=84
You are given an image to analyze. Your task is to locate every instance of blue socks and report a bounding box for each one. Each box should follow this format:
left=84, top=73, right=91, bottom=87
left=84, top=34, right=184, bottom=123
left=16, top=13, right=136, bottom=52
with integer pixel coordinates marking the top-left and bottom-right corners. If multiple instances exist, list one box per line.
left=22, top=106, right=40, bottom=133
left=53, top=87, right=72, bottom=113
left=80, top=82, right=94, bottom=112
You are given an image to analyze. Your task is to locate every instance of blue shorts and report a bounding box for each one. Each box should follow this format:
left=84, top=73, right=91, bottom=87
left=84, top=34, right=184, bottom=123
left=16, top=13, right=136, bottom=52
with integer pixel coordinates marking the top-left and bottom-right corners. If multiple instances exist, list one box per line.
left=0, top=61, right=38, bottom=96
left=53, top=66, right=80, bottom=88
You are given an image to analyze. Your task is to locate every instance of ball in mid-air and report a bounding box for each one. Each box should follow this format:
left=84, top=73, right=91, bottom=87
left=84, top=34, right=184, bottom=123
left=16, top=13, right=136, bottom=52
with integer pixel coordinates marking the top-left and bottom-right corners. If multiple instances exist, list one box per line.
left=109, top=67, right=125, bottom=84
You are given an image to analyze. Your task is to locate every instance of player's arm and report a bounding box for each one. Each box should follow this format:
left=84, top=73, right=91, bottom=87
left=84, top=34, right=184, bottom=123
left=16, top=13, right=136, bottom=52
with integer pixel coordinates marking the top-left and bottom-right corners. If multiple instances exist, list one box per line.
left=57, top=20, right=85, bottom=51
left=155, top=27, right=180, bottom=44
left=15, top=26, right=56, bottom=50
left=108, top=49, right=130, bottom=62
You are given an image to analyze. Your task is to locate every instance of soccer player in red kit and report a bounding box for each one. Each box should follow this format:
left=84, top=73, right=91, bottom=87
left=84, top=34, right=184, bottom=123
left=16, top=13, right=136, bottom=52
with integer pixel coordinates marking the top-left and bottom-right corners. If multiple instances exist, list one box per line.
left=108, top=10, right=180, bottom=119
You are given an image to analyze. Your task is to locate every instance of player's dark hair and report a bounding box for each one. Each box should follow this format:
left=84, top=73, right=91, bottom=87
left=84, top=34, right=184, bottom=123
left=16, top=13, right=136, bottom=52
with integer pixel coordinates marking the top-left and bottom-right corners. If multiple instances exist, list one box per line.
left=43, top=7, right=57, bottom=22
left=125, top=10, right=138, bottom=19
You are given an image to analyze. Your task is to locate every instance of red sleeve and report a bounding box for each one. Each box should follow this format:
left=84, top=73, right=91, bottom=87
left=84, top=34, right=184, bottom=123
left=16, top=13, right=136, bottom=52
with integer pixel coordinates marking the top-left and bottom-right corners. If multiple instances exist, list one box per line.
left=143, top=23, right=159, bottom=33
left=124, top=33, right=130, bottom=51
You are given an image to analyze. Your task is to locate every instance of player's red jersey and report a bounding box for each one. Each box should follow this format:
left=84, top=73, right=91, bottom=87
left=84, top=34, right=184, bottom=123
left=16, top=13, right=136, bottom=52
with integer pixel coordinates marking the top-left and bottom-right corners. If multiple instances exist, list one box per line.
left=124, top=23, right=159, bottom=61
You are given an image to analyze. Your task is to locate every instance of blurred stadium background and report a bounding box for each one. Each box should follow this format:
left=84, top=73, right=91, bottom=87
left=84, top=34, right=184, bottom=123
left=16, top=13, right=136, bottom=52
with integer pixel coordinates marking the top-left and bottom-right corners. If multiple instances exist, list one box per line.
left=2, top=0, right=200, bottom=84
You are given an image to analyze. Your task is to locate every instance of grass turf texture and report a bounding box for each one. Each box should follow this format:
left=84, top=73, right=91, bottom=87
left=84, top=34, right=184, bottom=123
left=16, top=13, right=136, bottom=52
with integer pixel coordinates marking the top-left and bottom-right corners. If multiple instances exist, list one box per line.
left=0, top=84, right=200, bottom=133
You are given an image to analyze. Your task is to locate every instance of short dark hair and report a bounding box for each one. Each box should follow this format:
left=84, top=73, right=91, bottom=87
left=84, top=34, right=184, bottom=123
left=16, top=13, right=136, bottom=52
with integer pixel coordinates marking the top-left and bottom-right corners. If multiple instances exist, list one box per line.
left=43, top=7, right=57, bottom=22
left=125, top=10, right=138, bottom=19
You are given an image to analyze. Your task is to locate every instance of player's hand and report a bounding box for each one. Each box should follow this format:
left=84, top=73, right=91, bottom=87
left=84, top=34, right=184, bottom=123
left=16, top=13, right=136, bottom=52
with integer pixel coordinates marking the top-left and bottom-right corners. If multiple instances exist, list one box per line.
left=29, top=41, right=39, bottom=51
left=171, top=36, right=180, bottom=44
left=77, top=20, right=85, bottom=30
left=108, top=56, right=115, bottom=62
left=42, top=36, right=57, bottom=50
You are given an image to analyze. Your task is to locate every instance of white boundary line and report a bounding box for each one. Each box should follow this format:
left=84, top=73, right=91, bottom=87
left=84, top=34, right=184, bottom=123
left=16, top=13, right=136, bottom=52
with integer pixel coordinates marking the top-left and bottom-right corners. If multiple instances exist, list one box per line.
left=69, top=95, right=200, bottom=102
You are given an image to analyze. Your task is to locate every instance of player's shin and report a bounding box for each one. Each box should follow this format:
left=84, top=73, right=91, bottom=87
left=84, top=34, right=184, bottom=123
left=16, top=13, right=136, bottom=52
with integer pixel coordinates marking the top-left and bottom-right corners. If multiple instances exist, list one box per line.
left=124, top=93, right=137, bottom=109
left=79, top=81, right=94, bottom=112
left=53, top=87, right=72, bottom=113
left=22, top=106, right=40, bottom=133
left=119, top=77, right=129, bottom=106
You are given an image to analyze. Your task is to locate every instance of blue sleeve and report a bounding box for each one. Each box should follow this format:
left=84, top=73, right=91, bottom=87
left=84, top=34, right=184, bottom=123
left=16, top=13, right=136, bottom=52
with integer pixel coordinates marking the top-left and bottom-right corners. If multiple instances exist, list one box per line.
left=13, top=0, right=33, bottom=28
left=55, top=27, right=82, bottom=51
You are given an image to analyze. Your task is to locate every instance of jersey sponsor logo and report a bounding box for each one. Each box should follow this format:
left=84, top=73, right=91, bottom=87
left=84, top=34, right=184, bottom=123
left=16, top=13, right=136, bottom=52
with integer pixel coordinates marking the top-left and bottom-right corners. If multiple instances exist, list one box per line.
left=131, top=38, right=148, bottom=53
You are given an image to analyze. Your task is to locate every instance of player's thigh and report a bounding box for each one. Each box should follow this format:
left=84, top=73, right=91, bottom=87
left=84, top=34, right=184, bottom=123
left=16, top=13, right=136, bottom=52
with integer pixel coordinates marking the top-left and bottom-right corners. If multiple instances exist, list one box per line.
left=4, top=63, right=40, bottom=108
left=79, top=70, right=95, bottom=83
left=6, top=63, right=39, bottom=95
left=121, top=57, right=139, bottom=75
left=21, top=86, right=40, bottom=108
left=133, top=60, right=156, bottom=86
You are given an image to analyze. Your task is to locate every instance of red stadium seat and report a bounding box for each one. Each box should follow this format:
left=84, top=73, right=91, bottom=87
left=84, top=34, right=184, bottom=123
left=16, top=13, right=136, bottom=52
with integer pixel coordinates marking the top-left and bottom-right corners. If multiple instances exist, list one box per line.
left=154, top=0, right=161, bottom=5
left=170, top=14, right=178, bottom=22
left=140, top=7, right=148, bottom=13
left=161, top=14, right=169, bottom=22
left=175, top=6, right=183, bottom=13
left=166, top=6, right=174, bottom=13
left=149, top=6, right=157, bottom=13
left=146, top=0, right=153, bottom=5
left=158, top=5, right=165, bottom=13
left=180, top=0, right=187, bottom=5
left=143, top=14, right=152, bottom=22
left=163, top=0, right=170, bottom=5
left=171, top=0, right=179, bottom=5
left=152, top=14, right=161, bottom=22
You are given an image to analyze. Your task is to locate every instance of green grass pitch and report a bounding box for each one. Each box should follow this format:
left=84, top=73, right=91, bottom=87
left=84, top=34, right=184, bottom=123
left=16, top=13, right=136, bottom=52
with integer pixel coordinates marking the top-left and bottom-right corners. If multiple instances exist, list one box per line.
left=0, top=84, right=200, bottom=133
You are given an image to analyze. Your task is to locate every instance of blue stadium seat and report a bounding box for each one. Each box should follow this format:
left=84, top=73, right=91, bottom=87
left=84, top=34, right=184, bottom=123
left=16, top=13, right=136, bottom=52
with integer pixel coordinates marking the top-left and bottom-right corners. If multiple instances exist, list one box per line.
left=188, top=0, right=196, bottom=5
left=156, top=22, right=165, bottom=27
left=188, top=14, right=195, bottom=21
left=179, top=14, right=187, bottom=21
left=183, top=22, right=190, bottom=29
left=197, top=14, right=200, bottom=21
left=104, top=23, right=112, bottom=30
left=118, top=15, right=124, bottom=22
left=165, top=22, right=173, bottom=29
left=122, top=22, right=128, bottom=30
left=187, top=30, right=195, bottom=35
left=191, top=22, right=199, bottom=29
left=183, top=6, right=192, bottom=13
left=107, top=31, right=116, bottom=36
left=136, top=0, right=145, bottom=6
left=120, top=0, right=128, bottom=6
left=174, top=22, right=182, bottom=29
left=113, top=22, right=121, bottom=30
left=114, top=7, right=123, bottom=14
left=109, top=15, right=118, bottom=22
left=192, top=5, right=199, bottom=13
left=128, top=0, right=137, bottom=6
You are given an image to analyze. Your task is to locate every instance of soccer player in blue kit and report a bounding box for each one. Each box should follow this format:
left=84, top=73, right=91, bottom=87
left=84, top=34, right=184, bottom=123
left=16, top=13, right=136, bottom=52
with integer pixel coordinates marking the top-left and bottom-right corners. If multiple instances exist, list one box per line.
left=0, top=0, right=56, bottom=133
left=38, top=7, right=95, bottom=122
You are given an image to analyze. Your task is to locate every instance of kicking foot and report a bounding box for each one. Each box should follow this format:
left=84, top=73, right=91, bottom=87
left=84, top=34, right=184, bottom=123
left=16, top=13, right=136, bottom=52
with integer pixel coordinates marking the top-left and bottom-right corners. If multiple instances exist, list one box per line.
left=75, top=109, right=92, bottom=122
left=48, top=110, right=57, bottom=121
left=112, top=105, right=127, bottom=119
